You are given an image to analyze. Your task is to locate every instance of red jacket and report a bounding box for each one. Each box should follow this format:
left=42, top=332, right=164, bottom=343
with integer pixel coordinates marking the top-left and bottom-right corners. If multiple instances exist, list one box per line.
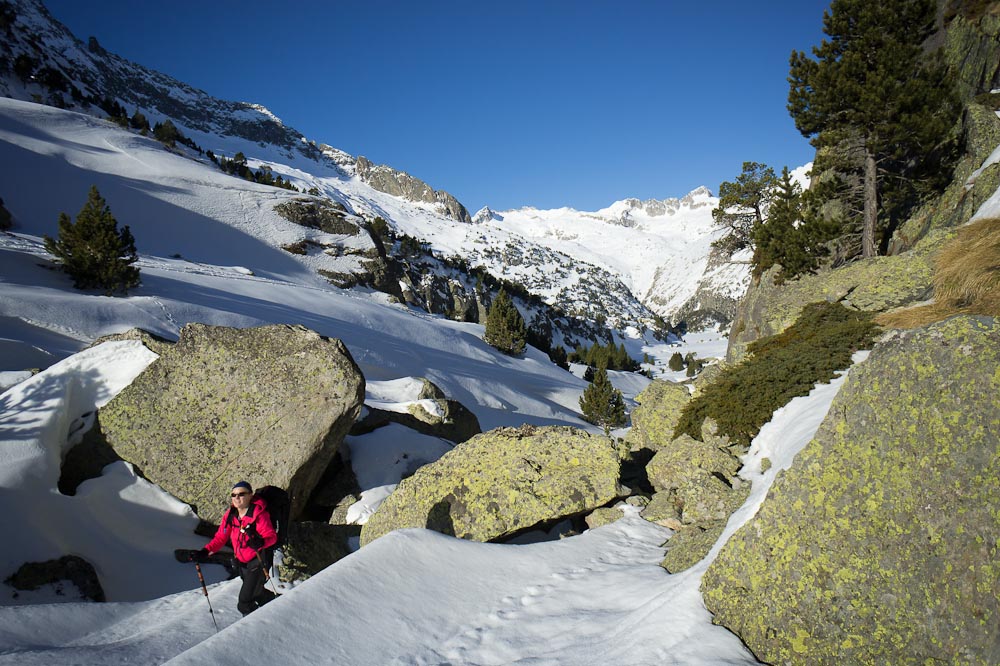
left=205, top=496, right=278, bottom=564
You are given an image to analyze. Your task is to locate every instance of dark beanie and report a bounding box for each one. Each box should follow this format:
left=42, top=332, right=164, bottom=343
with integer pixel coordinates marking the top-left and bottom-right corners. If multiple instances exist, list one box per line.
left=232, top=480, right=252, bottom=493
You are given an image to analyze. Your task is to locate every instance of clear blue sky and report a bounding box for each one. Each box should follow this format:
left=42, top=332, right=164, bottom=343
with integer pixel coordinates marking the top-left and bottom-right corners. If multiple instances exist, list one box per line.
left=43, top=0, right=831, bottom=213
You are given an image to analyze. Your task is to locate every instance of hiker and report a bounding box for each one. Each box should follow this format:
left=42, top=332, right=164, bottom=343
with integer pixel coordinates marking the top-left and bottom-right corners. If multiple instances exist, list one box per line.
left=194, top=481, right=278, bottom=616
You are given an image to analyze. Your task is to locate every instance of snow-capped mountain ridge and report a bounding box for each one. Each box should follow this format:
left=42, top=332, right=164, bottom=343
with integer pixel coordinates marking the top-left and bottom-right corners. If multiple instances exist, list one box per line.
left=1, top=0, right=749, bottom=329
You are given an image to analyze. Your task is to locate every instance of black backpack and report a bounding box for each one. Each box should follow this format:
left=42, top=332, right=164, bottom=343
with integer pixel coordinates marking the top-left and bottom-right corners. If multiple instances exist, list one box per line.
left=255, top=485, right=291, bottom=548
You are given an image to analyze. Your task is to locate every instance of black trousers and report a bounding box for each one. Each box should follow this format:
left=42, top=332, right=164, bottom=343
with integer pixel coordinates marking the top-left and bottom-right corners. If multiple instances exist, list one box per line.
left=236, top=556, right=275, bottom=616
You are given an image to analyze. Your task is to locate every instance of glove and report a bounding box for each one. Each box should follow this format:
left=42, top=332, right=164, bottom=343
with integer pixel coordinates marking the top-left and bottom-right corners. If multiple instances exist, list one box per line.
left=189, top=547, right=209, bottom=562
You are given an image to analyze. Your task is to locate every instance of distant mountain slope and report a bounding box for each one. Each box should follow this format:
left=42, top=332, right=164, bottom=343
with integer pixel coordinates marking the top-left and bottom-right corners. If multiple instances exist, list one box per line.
left=0, top=0, right=750, bottom=331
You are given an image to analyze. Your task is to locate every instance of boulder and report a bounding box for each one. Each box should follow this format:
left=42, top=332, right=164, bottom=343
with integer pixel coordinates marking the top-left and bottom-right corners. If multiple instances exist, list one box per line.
left=660, top=522, right=726, bottom=574
left=702, top=316, right=1000, bottom=664
left=639, top=491, right=682, bottom=529
left=624, top=380, right=691, bottom=452
left=645, top=433, right=747, bottom=526
left=352, top=401, right=480, bottom=445
left=585, top=506, right=624, bottom=530
left=360, top=425, right=625, bottom=545
left=726, top=240, right=942, bottom=364
left=350, top=378, right=481, bottom=444
left=5, top=555, right=105, bottom=602
left=87, top=327, right=175, bottom=356
left=277, top=522, right=355, bottom=582
left=399, top=399, right=481, bottom=444
left=97, top=324, right=365, bottom=519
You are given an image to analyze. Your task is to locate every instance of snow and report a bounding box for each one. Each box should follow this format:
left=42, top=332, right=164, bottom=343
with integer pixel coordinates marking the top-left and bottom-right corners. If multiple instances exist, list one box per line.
left=0, top=88, right=881, bottom=664
left=0, top=324, right=859, bottom=664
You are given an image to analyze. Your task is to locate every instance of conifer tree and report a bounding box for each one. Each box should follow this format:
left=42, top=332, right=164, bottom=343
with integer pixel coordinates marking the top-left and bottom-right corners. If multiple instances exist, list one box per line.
left=483, top=288, right=526, bottom=355
left=43, top=186, right=140, bottom=295
left=788, top=0, right=959, bottom=259
left=751, top=167, right=817, bottom=281
left=668, top=352, right=684, bottom=371
left=129, top=110, right=150, bottom=132
left=711, top=162, right=778, bottom=253
left=153, top=119, right=179, bottom=147
left=579, top=366, right=626, bottom=435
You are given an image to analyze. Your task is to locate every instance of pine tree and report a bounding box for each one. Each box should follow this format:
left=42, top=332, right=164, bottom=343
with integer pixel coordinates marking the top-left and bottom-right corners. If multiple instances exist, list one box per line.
left=752, top=166, right=818, bottom=281
left=579, top=366, right=626, bottom=435
left=788, top=0, right=959, bottom=259
left=153, top=119, right=180, bottom=147
left=483, top=288, right=526, bottom=355
left=43, top=186, right=140, bottom=295
left=129, top=110, right=150, bottom=132
left=668, top=352, right=684, bottom=371
left=711, top=162, right=778, bottom=253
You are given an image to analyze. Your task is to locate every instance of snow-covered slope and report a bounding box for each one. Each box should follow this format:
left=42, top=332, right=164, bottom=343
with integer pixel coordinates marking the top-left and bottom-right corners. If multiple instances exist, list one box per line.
left=0, top=325, right=858, bottom=664
left=0, top=0, right=750, bottom=329
left=476, top=188, right=737, bottom=319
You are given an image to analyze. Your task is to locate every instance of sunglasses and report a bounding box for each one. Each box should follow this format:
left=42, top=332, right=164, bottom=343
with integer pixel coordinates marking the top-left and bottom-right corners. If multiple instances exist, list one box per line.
left=231, top=491, right=250, bottom=498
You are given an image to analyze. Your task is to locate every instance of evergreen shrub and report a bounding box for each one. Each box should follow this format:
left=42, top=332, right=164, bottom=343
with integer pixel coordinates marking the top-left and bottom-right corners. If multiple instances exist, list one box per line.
left=668, top=352, right=684, bottom=371
left=675, top=301, right=880, bottom=446
left=483, top=288, right=527, bottom=355
left=43, top=186, right=140, bottom=295
left=579, top=366, right=626, bottom=435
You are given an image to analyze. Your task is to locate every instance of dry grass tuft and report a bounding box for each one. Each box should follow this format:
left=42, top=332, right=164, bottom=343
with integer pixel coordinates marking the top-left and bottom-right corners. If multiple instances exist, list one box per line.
left=876, top=217, right=1000, bottom=329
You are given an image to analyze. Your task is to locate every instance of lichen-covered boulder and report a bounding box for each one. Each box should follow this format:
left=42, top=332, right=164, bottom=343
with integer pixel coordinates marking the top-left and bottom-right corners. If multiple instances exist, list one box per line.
left=624, top=380, right=691, bottom=451
left=585, top=506, right=624, bottom=530
left=645, top=433, right=747, bottom=526
left=401, top=398, right=481, bottom=444
left=727, top=238, right=943, bottom=363
left=702, top=316, right=1000, bottom=665
left=98, top=324, right=365, bottom=519
left=87, top=327, right=175, bottom=356
left=360, top=425, right=625, bottom=545
left=639, top=491, right=682, bottom=529
left=661, top=522, right=725, bottom=574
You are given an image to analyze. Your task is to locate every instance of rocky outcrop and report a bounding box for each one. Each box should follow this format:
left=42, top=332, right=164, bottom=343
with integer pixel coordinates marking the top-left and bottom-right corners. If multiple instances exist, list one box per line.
left=398, top=267, right=483, bottom=322
left=0, top=197, right=13, bottom=231
left=702, top=316, right=1000, bottom=664
left=641, top=420, right=748, bottom=572
left=86, top=327, right=175, bottom=356
left=360, top=425, right=625, bottom=545
left=358, top=399, right=481, bottom=445
left=625, top=380, right=691, bottom=452
left=726, top=233, right=945, bottom=362
left=671, top=242, right=751, bottom=331
left=889, top=101, right=1000, bottom=254
left=645, top=434, right=746, bottom=529
left=5, top=555, right=105, bottom=602
left=355, top=156, right=472, bottom=224
left=277, top=522, right=355, bottom=582
left=97, top=324, right=365, bottom=519
left=274, top=198, right=360, bottom=235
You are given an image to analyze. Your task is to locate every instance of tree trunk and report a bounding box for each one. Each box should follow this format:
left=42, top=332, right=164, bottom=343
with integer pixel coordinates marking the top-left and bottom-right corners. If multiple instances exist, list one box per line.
left=862, top=149, right=878, bottom=258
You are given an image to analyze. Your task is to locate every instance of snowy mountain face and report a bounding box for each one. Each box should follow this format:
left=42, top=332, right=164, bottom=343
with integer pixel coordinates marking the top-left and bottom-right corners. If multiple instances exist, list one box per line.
left=474, top=187, right=750, bottom=328
left=0, top=0, right=749, bottom=334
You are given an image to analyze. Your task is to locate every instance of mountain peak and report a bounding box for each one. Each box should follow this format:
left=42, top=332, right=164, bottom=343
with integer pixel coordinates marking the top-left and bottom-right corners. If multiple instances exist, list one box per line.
left=473, top=206, right=503, bottom=224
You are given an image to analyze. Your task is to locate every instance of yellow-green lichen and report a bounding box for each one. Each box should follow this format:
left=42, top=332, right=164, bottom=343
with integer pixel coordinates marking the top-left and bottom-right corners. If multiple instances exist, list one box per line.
left=701, top=316, right=1000, bottom=664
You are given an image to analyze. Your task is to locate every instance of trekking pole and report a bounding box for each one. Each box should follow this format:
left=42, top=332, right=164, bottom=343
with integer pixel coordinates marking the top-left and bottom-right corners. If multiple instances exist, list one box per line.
left=256, top=551, right=281, bottom=598
left=193, top=561, right=221, bottom=633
